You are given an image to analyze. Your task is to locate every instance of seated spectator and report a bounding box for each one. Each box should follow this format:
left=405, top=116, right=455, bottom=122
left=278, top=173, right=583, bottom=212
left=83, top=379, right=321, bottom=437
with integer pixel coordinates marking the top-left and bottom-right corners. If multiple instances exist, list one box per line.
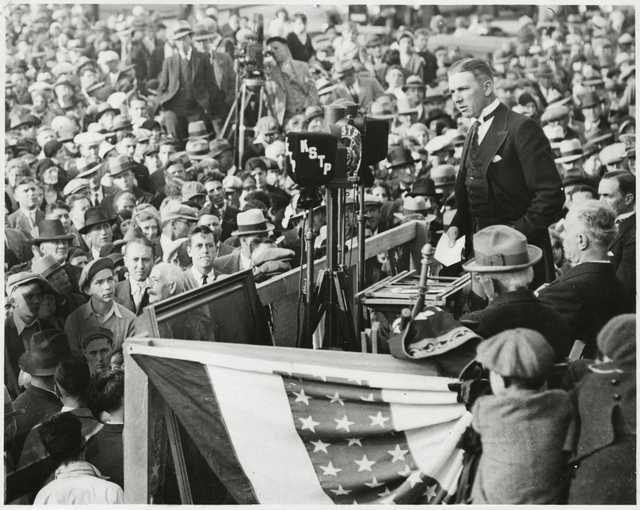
left=86, top=370, right=125, bottom=489
left=471, top=328, right=574, bottom=504
left=538, top=200, right=625, bottom=357
left=34, top=413, right=124, bottom=504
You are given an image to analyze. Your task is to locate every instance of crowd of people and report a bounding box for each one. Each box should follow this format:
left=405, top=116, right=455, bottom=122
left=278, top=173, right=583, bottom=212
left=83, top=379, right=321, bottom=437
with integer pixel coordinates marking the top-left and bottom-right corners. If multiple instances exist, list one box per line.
left=4, top=3, right=636, bottom=505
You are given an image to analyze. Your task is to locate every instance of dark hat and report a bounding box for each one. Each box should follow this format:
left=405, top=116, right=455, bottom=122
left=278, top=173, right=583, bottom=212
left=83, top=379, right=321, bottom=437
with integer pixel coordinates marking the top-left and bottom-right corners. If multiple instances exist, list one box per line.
left=578, top=91, right=603, bottom=109
left=266, top=35, right=288, bottom=46
left=406, top=177, right=438, bottom=197
left=596, top=314, right=635, bottom=365
left=476, top=328, right=555, bottom=379
left=387, top=146, right=418, bottom=169
left=210, top=138, right=233, bottom=158
left=463, top=225, right=542, bottom=272
left=43, top=140, right=63, bottom=158
left=18, top=329, right=69, bottom=376
left=10, top=113, right=41, bottom=131
left=79, top=207, right=117, bottom=235
left=79, top=257, right=116, bottom=292
left=562, top=168, right=593, bottom=188
left=81, top=327, right=114, bottom=350
left=31, top=219, right=75, bottom=244
left=107, top=154, right=134, bottom=177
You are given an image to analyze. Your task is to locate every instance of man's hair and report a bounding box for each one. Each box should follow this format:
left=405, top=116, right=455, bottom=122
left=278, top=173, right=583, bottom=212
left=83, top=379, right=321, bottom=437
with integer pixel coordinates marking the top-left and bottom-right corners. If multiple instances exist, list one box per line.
left=602, top=170, right=636, bottom=197
left=151, top=262, right=187, bottom=295
left=45, top=200, right=71, bottom=214
left=124, top=235, right=153, bottom=255
left=293, top=12, right=307, bottom=24
left=14, top=176, right=38, bottom=189
left=189, top=225, right=214, bottom=244
left=568, top=184, right=596, bottom=199
left=55, top=357, right=91, bottom=399
left=567, top=199, right=616, bottom=247
left=66, top=193, right=90, bottom=209
left=90, top=369, right=124, bottom=414
left=38, top=412, right=83, bottom=465
left=448, top=58, right=494, bottom=82
left=486, top=267, right=534, bottom=293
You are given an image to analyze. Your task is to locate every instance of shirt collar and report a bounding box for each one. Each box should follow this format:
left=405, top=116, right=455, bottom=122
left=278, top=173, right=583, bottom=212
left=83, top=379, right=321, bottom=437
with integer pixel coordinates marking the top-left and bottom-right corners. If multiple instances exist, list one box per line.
left=85, top=300, right=122, bottom=322
left=191, top=265, right=215, bottom=283
left=616, top=210, right=634, bottom=222
left=240, top=251, right=252, bottom=271
left=478, top=98, right=500, bottom=123
left=179, top=47, right=193, bottom=61
left=14, top=314, right=38, bottom=336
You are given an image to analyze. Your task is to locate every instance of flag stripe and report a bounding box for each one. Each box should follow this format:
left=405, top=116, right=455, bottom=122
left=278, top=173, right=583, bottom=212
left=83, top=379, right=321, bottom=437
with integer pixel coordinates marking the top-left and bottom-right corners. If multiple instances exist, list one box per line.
left=390, top=403, right=465, bottom=431
left=381, top=388, right=458, bottom=405
left=206, top=365, right=333, bottom=504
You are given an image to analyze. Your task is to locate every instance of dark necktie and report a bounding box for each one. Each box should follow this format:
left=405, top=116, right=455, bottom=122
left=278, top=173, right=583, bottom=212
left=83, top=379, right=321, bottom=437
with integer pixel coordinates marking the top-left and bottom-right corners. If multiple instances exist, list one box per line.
left=349, top=86, right=360, bottom=105
left=202, top=274, right=208, bottom=286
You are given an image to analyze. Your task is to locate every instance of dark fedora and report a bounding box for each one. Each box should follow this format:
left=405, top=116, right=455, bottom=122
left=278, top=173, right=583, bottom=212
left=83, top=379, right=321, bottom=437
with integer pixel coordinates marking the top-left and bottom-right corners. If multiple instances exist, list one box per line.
left=31, top=219, right=75, bottom=244
left=406, top=177, right=438, bottom=197
left=578, top=91, right=603, bottom=110
left=79, top=207, right=117, bottom=234
left=266, top=35, right=288, bottom=47
left=387, top=146, right=418, bottom=169
left=18, top=329, right=69, bottom=376
left=463, top=225, right=542, bottom=273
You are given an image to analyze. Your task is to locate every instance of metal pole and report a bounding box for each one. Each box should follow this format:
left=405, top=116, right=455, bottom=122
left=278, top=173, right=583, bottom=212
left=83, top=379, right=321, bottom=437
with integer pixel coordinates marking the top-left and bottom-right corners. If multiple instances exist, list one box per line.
left=303, top=209, right=317, bottom=349
left=238, top=83, right=247, bottom=169
left=356, top=183, right=366, bottom=336
left=325, top=187, right=338, bottom=349
left=336, top=188, right=345, bottom=267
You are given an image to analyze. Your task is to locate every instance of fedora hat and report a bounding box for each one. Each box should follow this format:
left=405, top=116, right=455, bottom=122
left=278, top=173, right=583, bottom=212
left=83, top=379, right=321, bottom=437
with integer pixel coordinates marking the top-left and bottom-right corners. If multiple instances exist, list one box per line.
left=107, top=154, right=134, bottom=177
left=160, top=203, right=199, bottom=226
left=393, top=196, right=436, bottom=222
left=462, top=225, right=542, bottom=273
left=406, top=177, right=438, bottom=198
left=31, top=219, right=75, bottom=244
left=555, top=138, right=583, bottom=164
left=18, top=329, right=69, bottom=376
left=96, top=102, right=120, bottom=120
left=387, top=146, right=418, bottom=169
left=79, top=207, right=116, bottom=234
left=186, top=138, right=211, bottom=160
left=232, top=209, right=275, bottom=237
left=187, top=120, right=212, bottom=140
left=171, top=20, right=193, bottom=41
left=111, top=114, right=133, bottom=132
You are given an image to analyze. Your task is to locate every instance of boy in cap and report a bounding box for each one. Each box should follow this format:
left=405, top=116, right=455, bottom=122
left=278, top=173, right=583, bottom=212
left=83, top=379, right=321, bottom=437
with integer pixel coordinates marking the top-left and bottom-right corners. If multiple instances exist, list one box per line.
left=470, top=328, right=574, bottom=504
left=64, top=257, right=136, bottom=356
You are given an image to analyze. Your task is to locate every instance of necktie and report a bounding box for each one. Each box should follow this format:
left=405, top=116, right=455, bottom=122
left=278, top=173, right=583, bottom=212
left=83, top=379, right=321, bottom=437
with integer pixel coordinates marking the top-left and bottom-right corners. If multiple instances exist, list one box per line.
left=350, top=86, right=360, bottom=105
left=202, top=274, right=208, bottom=286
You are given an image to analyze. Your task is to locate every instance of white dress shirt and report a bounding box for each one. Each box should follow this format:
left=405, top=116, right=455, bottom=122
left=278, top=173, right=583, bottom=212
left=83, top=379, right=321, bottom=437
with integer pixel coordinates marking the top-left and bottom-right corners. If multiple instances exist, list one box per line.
left=475, top=98, right=500, bottom=144
left=190, top=266, right=215, bottom=287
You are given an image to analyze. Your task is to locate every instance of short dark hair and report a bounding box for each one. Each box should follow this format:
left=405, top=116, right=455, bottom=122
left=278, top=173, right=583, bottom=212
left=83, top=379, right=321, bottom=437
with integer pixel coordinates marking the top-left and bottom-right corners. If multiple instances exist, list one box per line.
left=90, top=369, right=124, bottom=414
left=38, top=412, right=83, bottom=465
left=46, top=200, right=70, bottom=213
left=568, top=184, right=596, bottom=198
left=293, top=12, right=307, bottom=24
left=55, top=357, right=91, bottom=399
left=124, top=235, right=154, bottom=254
left=602, top=170, right=635, bottom=197
left=448, top=57, right=494, bottom=82
left=189, top=225, right=214, bottom=243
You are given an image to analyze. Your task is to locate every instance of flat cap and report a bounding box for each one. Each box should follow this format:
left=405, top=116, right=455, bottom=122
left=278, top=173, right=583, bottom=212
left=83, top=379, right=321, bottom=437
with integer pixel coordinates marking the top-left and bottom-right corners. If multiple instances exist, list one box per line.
left=540, top=104, right=570, bottom=123
left=597, top=314, right=635, bottom=365
left=7, top=272, right=48, bottom=295
left=79, top=257, right=115, bottom=293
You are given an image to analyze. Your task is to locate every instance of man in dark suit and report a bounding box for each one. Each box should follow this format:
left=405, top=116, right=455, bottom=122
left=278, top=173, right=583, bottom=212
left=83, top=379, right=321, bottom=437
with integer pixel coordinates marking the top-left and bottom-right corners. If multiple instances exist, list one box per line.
left=156, top=21, right=219, bottom=148
left=114, top=238, right=153, bottom=316
left=598, top=171, right=635, bottom=308
left=446, top=58, right=564, bottom=285
left=538, top=200, right=625, bottom=358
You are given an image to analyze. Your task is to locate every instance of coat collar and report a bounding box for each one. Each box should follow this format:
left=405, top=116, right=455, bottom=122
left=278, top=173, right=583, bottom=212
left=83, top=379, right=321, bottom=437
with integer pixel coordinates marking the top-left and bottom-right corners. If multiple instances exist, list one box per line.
left=475, top=102, right=509, bottom=176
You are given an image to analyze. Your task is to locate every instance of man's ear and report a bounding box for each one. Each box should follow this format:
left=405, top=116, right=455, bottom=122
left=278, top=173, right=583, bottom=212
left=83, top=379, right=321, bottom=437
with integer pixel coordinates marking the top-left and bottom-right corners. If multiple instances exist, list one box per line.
left=577, top=232, right=589, bottom=250
left=483, top=79, right=494, bottom=97
left=168, top=280, right=177, bottom=295
left=624, top=193, right=635, bottom=209
left=477, top=274, right=495, bottom=301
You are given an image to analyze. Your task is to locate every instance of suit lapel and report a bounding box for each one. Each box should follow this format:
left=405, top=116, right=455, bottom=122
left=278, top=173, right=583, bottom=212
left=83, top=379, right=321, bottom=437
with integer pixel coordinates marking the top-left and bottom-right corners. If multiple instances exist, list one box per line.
left=477, top=103, right=509, bottom=177
left=609, top=213, right=635, bottom=250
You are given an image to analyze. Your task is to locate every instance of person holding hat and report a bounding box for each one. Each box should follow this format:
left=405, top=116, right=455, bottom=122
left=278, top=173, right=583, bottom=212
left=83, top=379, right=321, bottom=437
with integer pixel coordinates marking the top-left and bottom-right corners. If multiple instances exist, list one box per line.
left=565, top=314, right=635, bottom=505
left=64, top=257, right=136, bottom=356
left=79, top=207, right=116, bottom=260
left=537, top=200, right=625, bottom=357
left=469, top=328, right=574, bottom=504
left=159, top=202, right=199, bottom=255
left=332, top=59, right=384, bottom=114
left=446, top=58, right=564, bottom=286
left=156, top=20, right=218, bottom=149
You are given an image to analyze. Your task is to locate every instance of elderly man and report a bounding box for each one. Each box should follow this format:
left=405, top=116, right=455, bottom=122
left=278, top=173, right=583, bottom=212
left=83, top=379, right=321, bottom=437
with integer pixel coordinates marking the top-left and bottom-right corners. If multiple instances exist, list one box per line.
left=115, top=238, right=154, bottom=315
left=538, top=200, right=626, bottom=357
left=79, top=208, right=115, bottom=260
left=264, top=35, right=318, bottom=124
left=31, top=219, right=82, bottom=291
left=446, top=58, right=564, bottom=286
left=598, top=171, right=635, bottom=306
left=147, top=262, right=188, bottom=303
left=156, top=21, right=218, bottom=148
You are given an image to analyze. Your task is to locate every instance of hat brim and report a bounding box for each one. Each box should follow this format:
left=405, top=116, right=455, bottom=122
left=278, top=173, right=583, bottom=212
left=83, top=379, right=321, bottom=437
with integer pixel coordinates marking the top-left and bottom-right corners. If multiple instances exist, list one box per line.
left=31, top=234, right=75, bottom=244
left=231, top=224, right=275, bottom=237
left=171, top=30, right=194, bottom=41
left=555, top=153, right=583, bottom=164
left=18, top=354, right=57, bottom=376
left=462, top=244, right=542, bottom=272
left=79, top=217, right=117, bottom=234
left=160, top=215, right=198, bottom=227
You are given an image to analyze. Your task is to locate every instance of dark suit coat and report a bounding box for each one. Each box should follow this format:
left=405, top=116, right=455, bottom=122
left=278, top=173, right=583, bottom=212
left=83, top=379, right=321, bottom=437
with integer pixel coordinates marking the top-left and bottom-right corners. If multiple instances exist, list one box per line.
left=210, top=50, right=236, bottom=113
left=333, top=77, right=385, bottom=114
left=537, top=262, right=625, bottom=357
left=213, top=250, right=241, bottom=276
left=451, top=102, right=564, bottom=281
left=114, top=279, right=150, bottom=316
left=7, top=209, right=44, bottom=238
left=156, top=50, right=218, bottom=116
left=609, top=213, right=635, bottom=309
left=208, top=204, right=238, bottom=241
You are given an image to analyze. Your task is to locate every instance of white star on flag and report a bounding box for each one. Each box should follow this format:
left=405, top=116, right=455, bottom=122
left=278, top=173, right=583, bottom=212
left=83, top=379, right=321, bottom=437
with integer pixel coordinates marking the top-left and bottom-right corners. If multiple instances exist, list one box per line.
left=330, top=484, right=352, bottom=496
left=293, top=388, right=311, bottom=405
left=398, top=465, right=412, bottom=477
left=354, top=454, right=376, bottom=472
left=387, top=444, right=409, bottom=463
left=347, top=437, right=362, bottom=447
left=424, top=484, right=437, bottom=500
left=335, top=415, right=355, bottom=432
left=368, top=411, right=389, bottom=428
left=378, top=486, right=392, bottom=497
left=327, top=392, right=345, bottom=406
left=299, top=415, right=320, bottom=433
left=311, top=439, right=330, bottom=454
left=407, top=470, right=423, bottom=488
left=320, top=461, right=342, bottom=477
left=359, top=393, right=375, bottom=402
left=364, top=476, right=384, bottom=488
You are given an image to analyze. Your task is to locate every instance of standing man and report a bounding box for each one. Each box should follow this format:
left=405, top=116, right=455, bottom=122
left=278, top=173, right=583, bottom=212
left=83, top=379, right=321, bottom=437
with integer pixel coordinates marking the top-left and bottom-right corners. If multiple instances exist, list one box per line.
left=7, top=177, right=44, bottom=238
left=114, top=238, right=154, bottom=316
left=156, top=21, right=218, bottom=148
left=446, top=58, right=564, bottom=284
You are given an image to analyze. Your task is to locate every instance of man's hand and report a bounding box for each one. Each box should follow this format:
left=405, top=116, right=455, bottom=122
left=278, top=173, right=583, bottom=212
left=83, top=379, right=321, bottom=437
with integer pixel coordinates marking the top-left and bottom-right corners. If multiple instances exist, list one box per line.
left=446, top=226, right=460, bottom=247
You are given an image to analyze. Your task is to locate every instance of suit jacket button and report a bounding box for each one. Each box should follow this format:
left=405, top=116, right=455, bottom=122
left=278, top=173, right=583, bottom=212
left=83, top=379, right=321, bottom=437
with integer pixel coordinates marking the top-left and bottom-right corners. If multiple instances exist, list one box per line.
left=613, top=393, right=621, bottom=401
left=611, top=379, right=619, bottom=385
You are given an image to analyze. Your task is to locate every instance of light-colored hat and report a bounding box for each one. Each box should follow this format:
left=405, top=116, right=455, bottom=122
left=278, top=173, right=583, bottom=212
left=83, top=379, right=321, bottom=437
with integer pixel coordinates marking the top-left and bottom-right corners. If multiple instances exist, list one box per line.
left=232, top=209, right=275, bottom=237
left=555, top=139, right=583, bottom=164
left=425, top=135, right=452, bottom=154
left=160, top=203, right=199, bottom=226
left=599, top=143, right=627, bottom=166
left=97, top=50, right=119, bottom=66
left=222, top=175, right=243, bottom=192
left=171, top=20, right=193, bottom=41
left=462, top=225, right=542, bottom=273
left=6, top=272, right=48, bottom=296
left=62, top=178, right=90, bottom=197
left=74, top=131, right=104, bottom=147
left=181, top=181, right=206, bottom=202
